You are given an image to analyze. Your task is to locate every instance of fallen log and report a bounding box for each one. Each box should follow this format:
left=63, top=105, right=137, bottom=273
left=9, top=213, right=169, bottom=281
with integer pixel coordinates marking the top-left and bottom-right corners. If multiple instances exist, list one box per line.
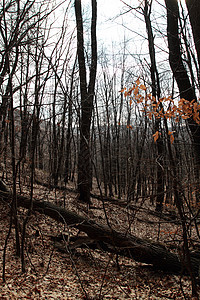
left=0, top=188, right=199, bottom=276
left=34, top=178, right=76, bottom=193
left=35, top=178, right=180, bottom=224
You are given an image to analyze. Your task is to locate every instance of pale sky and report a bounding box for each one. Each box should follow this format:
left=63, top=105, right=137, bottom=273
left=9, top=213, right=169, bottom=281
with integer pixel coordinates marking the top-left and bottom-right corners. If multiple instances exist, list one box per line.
left=81, top=0, right=134, bottom=47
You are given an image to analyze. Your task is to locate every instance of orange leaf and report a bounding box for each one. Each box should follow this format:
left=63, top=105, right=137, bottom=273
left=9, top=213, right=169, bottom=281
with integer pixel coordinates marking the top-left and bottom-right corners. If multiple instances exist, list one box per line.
left=147, top=111, right=153, bottom=119
left=126, top=124, right=133, bottom=129
left=181, top=115, right=189, bottom=119
left=134, top=86, right=139, bottom=96
left=135, top=78, right=140, bottom=85
left=140, top=84, right=146, bottom=91
left=175, top=116, right=179, bottom=123
left=170, top=134, right=174, bottom=144
left=153, top=131, right=160, bottom=142
left=119, top=88, right=126, bottom=93
left=127, top=88, right=133, bottom=96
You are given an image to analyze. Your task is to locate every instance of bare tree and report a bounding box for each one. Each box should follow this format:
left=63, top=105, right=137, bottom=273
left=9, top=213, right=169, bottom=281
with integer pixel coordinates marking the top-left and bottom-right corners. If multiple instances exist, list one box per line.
left=185, top=0, right=200, bottom=86
left=75, top=0, right=97, bottom=204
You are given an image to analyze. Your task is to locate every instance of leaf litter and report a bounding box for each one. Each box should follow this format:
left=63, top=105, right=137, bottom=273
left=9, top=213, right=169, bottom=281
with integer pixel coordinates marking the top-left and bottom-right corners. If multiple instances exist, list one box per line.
left=0, top=169, right=199, bottom=299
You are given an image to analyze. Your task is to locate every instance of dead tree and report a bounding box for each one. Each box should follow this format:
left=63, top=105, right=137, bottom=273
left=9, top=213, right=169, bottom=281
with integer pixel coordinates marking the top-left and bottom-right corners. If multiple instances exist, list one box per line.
left=1, top=183, right=200, bottom=277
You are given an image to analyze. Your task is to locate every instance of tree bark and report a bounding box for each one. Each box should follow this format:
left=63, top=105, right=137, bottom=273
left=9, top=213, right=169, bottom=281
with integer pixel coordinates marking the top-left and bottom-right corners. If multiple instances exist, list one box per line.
left=75, top=0, right=97, bottom=204
left=165, top=0, right=200, bottom=163
left=143, top=0, right=165, bottom=212
left=186, top=0, right=200, bottom=83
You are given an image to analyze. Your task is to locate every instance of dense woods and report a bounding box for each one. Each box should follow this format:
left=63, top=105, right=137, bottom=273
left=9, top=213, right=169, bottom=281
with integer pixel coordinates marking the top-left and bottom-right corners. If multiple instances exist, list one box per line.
left=1, top=0, right=200, bottom=298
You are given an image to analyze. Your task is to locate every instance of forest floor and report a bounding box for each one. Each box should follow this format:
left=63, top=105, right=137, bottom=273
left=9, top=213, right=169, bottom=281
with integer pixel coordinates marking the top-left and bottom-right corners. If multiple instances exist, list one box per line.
left=0, top=168, right=199, bottom=299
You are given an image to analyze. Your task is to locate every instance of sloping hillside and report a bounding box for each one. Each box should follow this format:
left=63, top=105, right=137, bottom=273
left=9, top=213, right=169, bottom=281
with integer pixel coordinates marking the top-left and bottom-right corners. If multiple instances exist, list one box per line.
left=0, top=166, right=198, bottom=299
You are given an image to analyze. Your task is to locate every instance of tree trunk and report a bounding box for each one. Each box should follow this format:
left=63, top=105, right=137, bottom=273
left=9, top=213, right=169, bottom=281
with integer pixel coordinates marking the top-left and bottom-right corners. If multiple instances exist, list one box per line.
left=165, top=0, right=200, bottom=162
left=1, top=185, right=200, bottom=276
left=186, top=0, right=200, bottom=84
left=143, top=0, right=165, bottom=212
left=75, top=0, right=97, bottom=204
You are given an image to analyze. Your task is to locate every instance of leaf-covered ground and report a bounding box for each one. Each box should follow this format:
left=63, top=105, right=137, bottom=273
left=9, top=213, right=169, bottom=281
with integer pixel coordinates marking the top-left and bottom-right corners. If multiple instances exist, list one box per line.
left=0, top=170, right=199, bottom=299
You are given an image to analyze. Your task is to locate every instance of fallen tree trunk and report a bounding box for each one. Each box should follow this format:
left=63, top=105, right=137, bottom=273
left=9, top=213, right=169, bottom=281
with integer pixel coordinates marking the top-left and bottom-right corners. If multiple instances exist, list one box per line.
left=0, top=188, right=199, bottom=275
left=35, top=178, right=180, bottom=224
